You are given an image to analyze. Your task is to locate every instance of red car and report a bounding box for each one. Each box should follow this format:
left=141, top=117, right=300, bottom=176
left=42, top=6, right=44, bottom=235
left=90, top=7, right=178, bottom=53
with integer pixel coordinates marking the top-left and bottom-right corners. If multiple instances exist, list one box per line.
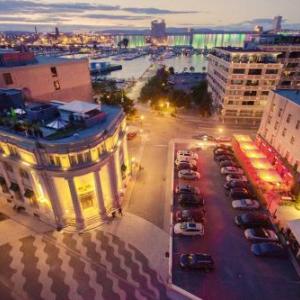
left=175, top=209, right=205, bottom=223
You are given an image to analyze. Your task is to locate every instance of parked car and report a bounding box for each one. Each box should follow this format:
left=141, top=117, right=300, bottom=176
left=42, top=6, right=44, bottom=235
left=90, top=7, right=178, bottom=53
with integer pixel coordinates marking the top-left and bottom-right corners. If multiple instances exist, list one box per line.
left=175, top=157, right=197, bottom=166
left=214, top=149, right=233, bottom=156
left=226, top=174, right=248, bottom=182
left=251, top=242, right=286, bottom=257
left=229, top=188, right=253, bottom=200
left=244, top=228, right=279, bottom=242
left=174, top=222, right=204, bottom=236
left=180, top=253, right=214, bottom=271
left=175, top=209, right=205, bottom=223
left=178, top=170, right=200, bottom=180
left=221, top=166, right=244, bottom=175
left=220, top=160, right=239, bottom=168
left=215, top=154, right=236, bottom=162
left=224, top=180, right=249, bottom=190
left=216, top=136, right=232, bottom=143
left=177, top=150, right=198, bottom=160
left=235, top=213, right=271, bottom=228
left=175, top=184, right=200, bottom=195
left=214, top=144, right=232, bottom=152
left=232, top=199, right=260, bottom=210
left=193, top=134, right=216, bottom=142
left=176, top=162, right=198, bottom=171
left=178, top=193, right=204, bottom=207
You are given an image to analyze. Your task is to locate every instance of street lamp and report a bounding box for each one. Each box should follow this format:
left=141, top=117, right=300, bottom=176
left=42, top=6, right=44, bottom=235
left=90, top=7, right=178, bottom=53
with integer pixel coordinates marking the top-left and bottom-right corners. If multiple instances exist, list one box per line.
left=218, top=127, right=224, bottom=134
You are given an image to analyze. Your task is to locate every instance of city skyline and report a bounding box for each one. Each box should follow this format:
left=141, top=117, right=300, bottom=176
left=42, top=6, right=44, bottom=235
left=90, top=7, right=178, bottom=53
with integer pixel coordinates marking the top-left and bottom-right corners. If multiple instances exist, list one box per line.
left=0, top=0, right=299, bottom=32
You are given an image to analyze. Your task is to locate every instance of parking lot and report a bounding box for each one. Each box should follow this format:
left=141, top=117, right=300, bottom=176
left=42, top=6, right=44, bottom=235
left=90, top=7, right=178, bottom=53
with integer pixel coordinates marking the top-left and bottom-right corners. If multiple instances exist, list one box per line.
left=172, top=142, right=300, bottom=300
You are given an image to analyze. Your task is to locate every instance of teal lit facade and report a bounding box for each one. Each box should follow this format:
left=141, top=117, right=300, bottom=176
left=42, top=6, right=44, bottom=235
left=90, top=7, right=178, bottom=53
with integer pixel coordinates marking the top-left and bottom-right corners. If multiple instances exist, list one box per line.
left=114, top=35, right=146, bottom=48
left=167, top=35, right=190, bottom=47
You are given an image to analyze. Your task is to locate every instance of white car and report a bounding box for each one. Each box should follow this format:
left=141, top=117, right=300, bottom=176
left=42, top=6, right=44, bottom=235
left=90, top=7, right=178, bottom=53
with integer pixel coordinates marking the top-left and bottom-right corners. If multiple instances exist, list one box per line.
left=178, top=170, right=200, bottom=180
left=177, top=150, right=199, bottom=161
left=175, top=157, right=197, bottom=166
left=226, top=174, right=248, bottom=182
left=244, top=228, right=279, bottom=242
left=174, top=222, right=204, bottom=236
left=221, top=166, right=244, bottom=175
left=232, top=199, right=260, bottom=210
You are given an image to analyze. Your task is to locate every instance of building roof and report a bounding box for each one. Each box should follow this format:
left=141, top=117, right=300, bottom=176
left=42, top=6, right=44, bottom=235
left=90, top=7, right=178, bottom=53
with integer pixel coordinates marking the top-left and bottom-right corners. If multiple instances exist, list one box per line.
left=274, top=89, right=300, bottom=106
left=59, top=100, right=101, bottom=114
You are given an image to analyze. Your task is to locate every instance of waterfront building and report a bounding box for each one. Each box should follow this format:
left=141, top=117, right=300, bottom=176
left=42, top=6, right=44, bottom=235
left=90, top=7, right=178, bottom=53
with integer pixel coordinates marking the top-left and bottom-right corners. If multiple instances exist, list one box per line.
left=257, top=35, right=300, bottom=90
left=0, top=98, right=129, bottom=230
left=151, top=19, right=166, bottom=38
left=272, top=16, right=282, bottom=33
left=257, top=89, right=300, bottom=174
left=0, top=50, right=93, bottom=103
left=207, top=47, right=282, bottom=125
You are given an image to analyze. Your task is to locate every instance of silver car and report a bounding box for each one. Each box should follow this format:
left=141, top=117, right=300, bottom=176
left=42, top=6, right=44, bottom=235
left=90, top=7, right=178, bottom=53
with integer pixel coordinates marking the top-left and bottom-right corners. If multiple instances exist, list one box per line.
left=244, top=228, right=279, bottom=242
left=232, top=199, right=260, bottom=210
left=178, top=170, right=201, bottom=180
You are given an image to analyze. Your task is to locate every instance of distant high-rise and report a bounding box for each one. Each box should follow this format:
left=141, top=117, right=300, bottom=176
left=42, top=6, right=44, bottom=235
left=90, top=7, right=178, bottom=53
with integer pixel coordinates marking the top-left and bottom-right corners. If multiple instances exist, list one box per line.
left=151, top=19, right=166, bottom=38
left=272, top=16, right=282, bottom=32
left=34, top=26, right=38, bottom=35
left=55, top=26, right=60, bottom=38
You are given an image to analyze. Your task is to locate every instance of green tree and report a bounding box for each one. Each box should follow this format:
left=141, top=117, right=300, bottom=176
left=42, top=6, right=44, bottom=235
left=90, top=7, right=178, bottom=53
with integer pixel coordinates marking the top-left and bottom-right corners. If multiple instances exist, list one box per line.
left=191, top=80, right=212, bottom=116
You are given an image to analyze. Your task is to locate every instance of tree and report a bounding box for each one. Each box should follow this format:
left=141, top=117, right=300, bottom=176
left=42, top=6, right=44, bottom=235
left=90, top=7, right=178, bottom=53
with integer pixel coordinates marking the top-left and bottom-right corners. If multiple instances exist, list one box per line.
left=191, top=80, right=212, bottom=116
left=202, top=66, right=206, bottom=72
left=168, top=66, right=175, bottom=75
left=122, top=38, right=129, bottom=49
left=189, top=66, right=195, bottom=73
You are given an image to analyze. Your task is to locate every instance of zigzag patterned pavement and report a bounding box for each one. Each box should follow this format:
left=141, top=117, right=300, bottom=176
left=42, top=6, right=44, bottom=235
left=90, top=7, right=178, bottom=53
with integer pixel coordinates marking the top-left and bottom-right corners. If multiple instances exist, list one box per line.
left=0, top=229, right=171, bottom=300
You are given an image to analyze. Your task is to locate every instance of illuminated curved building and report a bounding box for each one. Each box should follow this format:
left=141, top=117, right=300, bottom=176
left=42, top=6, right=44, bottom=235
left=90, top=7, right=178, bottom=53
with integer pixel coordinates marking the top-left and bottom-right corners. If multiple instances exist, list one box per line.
left=0, top=98, right=129, bottom=230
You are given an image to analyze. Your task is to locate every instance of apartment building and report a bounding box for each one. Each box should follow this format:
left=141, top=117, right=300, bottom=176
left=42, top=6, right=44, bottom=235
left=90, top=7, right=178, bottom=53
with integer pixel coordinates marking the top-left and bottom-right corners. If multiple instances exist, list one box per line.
left=0, top=99, right=129, bottom=230
left=207, top=47, right=283, bottom=125
left=0, top=50, right=93, bottom=102
left=257, top=89, right=300, bottom=173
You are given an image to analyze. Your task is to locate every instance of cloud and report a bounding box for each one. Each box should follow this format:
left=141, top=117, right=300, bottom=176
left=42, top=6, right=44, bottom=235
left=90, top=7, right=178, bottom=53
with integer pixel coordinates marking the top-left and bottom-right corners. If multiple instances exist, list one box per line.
left=84, top=14, right=152, bottom=21
left=123, top=7, right=197, bottom=15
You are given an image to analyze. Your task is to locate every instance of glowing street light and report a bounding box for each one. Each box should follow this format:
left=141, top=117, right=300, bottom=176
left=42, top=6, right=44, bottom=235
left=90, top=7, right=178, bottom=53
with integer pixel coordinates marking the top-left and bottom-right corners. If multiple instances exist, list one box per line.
left=218, top=127, right=224, bottom=134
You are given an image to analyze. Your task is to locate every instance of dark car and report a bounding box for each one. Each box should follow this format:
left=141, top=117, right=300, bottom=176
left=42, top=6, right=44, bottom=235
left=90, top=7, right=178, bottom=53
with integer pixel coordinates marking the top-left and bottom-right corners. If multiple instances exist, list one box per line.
left=176, top=162, right=198, bottom=171
left=220, top=160, right=239, bottom=168
left=178, top=193, right=204, bottom=207
left=224, top=181, right=249, bottom=190
left=214, top=149, right=233, bottom=156
left=180, top=253, right=214, bottom=271
left=215, top=154, right=236, bottom=162
left=229, top=188, right=253, bottom=200
left=251, top=242, right=286, bottom=258
left=175, top=209, right=205, bottom=223
left=235, top=212, right=271, bottom=228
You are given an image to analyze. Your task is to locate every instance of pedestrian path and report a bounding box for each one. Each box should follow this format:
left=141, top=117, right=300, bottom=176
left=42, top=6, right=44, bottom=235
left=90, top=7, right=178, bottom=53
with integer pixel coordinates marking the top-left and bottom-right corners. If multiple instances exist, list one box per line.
left=0, top=211, right=171, bottom=300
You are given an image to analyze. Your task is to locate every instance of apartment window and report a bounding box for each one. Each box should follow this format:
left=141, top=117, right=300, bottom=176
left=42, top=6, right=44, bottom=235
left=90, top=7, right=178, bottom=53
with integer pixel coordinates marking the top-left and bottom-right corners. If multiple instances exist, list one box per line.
left=274, top=121, right=279, bottom=130
left=267, top=116, right=272, bottom=124
left=232, top=69, right=245, bottom=74
left=3, top=73, right=13, bottom=85
left=282, top=128, right=287, bottom=137
left=261, top=91, right=269, bottom=96
left=278, top=108, right=283, bottom=117
left=290, top=136, right=295, bottom=145
left=242, top=101, right=254, bottom=105
left=286, top=114, right=292, bottom=123
left=244, top=91, right=257, bottom=97
left=53, top=80, right=61, bottom=90
left=265, top=69, right=278, bottom=74
left=296, top=120, right=300, bottom=129
left=50, top=66, right=58, bottom=77
left=49, top=155, right=61, bottom=167
left=246, top=80, right=259, bottom=86
left=19, top=168, right=29, bottom=179
left=231, top=79, right=243, bottom=85
left=248, top=69, right=262, bottom=75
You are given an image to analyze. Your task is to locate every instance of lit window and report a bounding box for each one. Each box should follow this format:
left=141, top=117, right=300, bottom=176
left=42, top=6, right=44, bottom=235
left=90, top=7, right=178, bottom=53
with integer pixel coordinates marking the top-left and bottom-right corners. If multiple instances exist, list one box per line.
left=54, top=80, right=61, bottom=90
left=290, top=136, right=295, bottom=145
left=282, top=128, right=287, bottom=137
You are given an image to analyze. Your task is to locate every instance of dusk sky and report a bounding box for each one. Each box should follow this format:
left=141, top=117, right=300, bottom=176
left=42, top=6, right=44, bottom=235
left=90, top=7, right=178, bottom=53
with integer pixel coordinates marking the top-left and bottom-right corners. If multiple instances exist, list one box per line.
left=0, top=0, right=299, bottom=31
